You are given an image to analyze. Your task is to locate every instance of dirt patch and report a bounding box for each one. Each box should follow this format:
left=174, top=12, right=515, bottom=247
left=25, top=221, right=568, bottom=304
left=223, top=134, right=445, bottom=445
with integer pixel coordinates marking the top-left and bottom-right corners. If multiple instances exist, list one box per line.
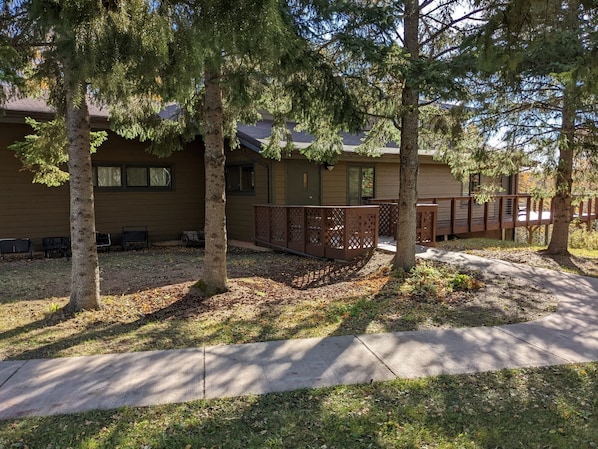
left=96, top=249, right=556, bottom=325
left=0, top=247, right=558, bottom=360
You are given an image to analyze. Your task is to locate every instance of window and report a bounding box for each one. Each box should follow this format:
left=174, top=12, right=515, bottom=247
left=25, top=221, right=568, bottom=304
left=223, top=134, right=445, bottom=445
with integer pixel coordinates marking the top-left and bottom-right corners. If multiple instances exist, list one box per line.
left=126, top=167, right=148, bottom=187
left=226, top=164, right=255, bottom=193
left=348, top=166, right=374, bottom=205
left=93, top=165, right=172, bottom=190
left=463, top=173, right=481, bottom=196
left=149, top=167, right=172, bottom=187
left=94, top=166, right=121, bottom=187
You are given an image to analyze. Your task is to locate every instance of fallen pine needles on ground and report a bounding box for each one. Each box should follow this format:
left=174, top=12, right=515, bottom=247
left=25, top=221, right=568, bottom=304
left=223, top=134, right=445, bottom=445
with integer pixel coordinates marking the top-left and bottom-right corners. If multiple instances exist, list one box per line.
left=1, top=247, right=557, bottom=360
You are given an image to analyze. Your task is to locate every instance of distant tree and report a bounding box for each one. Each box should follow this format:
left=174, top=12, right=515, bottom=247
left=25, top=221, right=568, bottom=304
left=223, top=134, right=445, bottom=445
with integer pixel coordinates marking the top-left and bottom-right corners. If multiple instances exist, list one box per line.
left=9, top=118, right=107, bottom=187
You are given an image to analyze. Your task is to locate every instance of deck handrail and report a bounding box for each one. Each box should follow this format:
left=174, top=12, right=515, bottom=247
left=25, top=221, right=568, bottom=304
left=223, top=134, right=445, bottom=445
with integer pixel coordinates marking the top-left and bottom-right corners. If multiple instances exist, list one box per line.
left=370, top=194, right=598, bottom=238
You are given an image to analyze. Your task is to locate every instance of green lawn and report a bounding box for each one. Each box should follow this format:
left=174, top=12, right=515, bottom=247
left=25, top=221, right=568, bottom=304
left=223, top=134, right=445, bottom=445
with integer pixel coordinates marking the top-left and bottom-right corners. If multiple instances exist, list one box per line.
left=437, top=236, right=598, bottom=258
left=1, top=242, right=596, bottom=447
left=1, top=363, right=597, bottom=448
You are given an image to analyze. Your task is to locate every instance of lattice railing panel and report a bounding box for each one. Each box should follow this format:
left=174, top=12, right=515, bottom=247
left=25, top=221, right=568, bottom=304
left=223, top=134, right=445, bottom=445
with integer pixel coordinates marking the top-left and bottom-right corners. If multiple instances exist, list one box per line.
left=254, top=206, right=270, bottom=241
left=325, top=208, right=345, bottom=248
left=306, top=209, right=323, bottom=245
left=255, top=204, right=379, bottom=259
left=346, top=212, right=361, bottom=250
left=288, top=207, right=304, bottom=242
left=270, top=207, right=287, bottom=242
left=377, top=203, right=393, bottom=236
left=363, top=213, right=377, bottom=248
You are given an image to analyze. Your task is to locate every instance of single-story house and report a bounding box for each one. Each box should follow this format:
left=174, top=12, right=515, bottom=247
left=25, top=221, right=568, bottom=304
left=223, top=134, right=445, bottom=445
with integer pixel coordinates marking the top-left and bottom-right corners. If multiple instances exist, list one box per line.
left=0, top=98, right=515, bottom=251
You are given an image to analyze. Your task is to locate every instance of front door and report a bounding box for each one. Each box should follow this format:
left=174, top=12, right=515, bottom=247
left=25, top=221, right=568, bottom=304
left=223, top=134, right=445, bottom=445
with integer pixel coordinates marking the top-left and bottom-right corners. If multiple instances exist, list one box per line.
left=286, top=160, right=321, bottom=205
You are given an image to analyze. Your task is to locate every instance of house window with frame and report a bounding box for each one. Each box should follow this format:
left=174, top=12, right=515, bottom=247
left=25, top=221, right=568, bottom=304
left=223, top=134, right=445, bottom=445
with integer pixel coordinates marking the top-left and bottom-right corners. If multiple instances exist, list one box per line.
left=94, top=166, right=122, bottom=187
left=463, top=173, right=481, bottom=196
left=93, top=165, right=172, bottom=190
left=348, top=166, right=374, bottom=205
left=226, top=164, right=255, bottom=194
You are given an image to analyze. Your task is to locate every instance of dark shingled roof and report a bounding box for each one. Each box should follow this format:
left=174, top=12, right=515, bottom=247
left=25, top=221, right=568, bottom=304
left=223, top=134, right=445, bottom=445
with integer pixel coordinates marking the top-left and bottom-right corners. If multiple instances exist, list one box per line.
left=2, top=98, right=434, bottom=156
left=237, top=120, right=411, bottom=156
left=1, top=96, right=109, bottom=120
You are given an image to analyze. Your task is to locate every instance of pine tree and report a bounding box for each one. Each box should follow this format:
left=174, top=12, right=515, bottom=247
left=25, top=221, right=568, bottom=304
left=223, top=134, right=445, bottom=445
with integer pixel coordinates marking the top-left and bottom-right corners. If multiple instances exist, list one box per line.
left=1, top=0, right=172, bottom=311
left=111, top=0, right=363, bottom=294
left=471, top=0, right=598, bottom=254
left=305, top=0, right=483, bottom=269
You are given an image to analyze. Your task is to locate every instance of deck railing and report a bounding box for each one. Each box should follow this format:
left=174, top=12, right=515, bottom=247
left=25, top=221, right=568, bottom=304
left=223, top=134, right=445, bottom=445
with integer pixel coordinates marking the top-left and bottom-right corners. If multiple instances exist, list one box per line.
left=365, top=200, right=438, bottom=246
left=254, top=205, right=379, bottom=260
left=370, top=195, right=598, bottom=238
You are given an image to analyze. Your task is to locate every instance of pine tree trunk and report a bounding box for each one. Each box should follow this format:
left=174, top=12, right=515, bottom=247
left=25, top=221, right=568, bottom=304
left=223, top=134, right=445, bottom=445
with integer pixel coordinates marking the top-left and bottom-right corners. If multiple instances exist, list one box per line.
left=393, top=0, right=419, bottom=271
left=202, top=67, right=228, bottom=294
left=64, top=80, right=101, bottom=312
left=547, top=86, right=575, bottom=255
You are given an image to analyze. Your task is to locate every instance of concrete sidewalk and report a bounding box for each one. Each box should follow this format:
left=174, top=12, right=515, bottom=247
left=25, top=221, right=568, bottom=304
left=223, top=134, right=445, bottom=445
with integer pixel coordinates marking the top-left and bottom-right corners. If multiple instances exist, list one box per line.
left=1, top=247, right=597, bottom=420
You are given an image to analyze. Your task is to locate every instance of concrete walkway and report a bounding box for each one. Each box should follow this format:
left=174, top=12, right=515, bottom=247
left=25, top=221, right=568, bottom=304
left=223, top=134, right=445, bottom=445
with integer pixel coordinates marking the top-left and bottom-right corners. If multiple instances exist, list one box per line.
left=1, top=247, right=597, bottom=420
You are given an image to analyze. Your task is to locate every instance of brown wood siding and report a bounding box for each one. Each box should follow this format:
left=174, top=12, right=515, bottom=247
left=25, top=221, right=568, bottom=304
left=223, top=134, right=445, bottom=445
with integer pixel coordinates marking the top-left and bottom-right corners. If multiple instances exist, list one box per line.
left=0, top=124, right=71, bottom=243
left=225, top=148, right=269, bottom=241
left=321, top=161, right=347, bottom=205
left=1, top=125, right=204, bottom=247
left=272, top=160, right=286, bottom=205
left=286, top=159, right=463, bottom=207
left=375, top=163, right=400, bottom=199
left=87, top=135, right=204, bottom=243
left=418, top=164, right=462, bottom=198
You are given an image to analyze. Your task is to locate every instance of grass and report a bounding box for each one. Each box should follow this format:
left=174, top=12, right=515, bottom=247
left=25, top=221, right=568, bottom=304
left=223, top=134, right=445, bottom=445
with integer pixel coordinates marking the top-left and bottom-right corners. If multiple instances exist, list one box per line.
left=437, top=236, right=598, bottom=259
left=0, top=243, right=596, bottom=447
left=1, top=363, right=597, bottom=448
left=0, top=249, right=556, bottom=360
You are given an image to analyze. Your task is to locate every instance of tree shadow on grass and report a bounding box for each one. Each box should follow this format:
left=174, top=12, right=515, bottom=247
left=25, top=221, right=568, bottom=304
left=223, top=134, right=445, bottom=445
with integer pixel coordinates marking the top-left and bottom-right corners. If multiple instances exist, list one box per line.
left=0, top=249, right=558, bottom=361
left=0, top=247, right=376, bottom=304
left=229, top=250, right=377, bottom=289
left=3, top=361, right=597, bottom=448
left=538, top=250, right=598, bottom=277
left=0, top=251, right=379, bottom=360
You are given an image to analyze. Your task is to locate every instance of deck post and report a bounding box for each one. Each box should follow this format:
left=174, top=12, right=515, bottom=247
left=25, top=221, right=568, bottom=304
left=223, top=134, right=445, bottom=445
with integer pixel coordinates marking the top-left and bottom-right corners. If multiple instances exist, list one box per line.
left=467, top=197, right=474, bottom=233
left=451, top=198, right=457, bottom=235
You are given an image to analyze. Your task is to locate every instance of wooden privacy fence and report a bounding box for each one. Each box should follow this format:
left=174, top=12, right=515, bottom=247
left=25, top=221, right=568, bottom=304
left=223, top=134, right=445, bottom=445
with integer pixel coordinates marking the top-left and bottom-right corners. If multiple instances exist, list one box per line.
left=254, top=205, right=379, bottom=260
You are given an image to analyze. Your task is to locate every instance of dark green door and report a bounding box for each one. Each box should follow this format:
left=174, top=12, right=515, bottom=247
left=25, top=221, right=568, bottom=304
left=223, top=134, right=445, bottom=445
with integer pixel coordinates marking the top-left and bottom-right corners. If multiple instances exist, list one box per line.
left=286, top=160, right=321, bottom=205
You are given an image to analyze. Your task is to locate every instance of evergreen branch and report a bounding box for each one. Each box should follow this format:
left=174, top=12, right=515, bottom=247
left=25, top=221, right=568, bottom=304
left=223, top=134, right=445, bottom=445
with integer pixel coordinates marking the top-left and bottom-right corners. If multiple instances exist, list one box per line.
left=421, top=7, right=487, bottom=48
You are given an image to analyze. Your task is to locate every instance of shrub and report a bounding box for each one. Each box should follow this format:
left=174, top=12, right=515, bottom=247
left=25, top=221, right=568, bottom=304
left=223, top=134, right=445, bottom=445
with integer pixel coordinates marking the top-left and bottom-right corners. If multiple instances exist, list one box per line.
left=398, top=261, right=483, bottom=302
left=569, top=226, right=598, bottom=250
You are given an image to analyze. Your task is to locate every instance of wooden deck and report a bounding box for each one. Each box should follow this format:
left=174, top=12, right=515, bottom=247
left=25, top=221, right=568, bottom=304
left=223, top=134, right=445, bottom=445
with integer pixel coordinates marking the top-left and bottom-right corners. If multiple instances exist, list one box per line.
left=372, top=195, right=598, bottom=238
left=254, top=196, right=597, bottom=260
left=254, top=205, right=379, bottom=260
